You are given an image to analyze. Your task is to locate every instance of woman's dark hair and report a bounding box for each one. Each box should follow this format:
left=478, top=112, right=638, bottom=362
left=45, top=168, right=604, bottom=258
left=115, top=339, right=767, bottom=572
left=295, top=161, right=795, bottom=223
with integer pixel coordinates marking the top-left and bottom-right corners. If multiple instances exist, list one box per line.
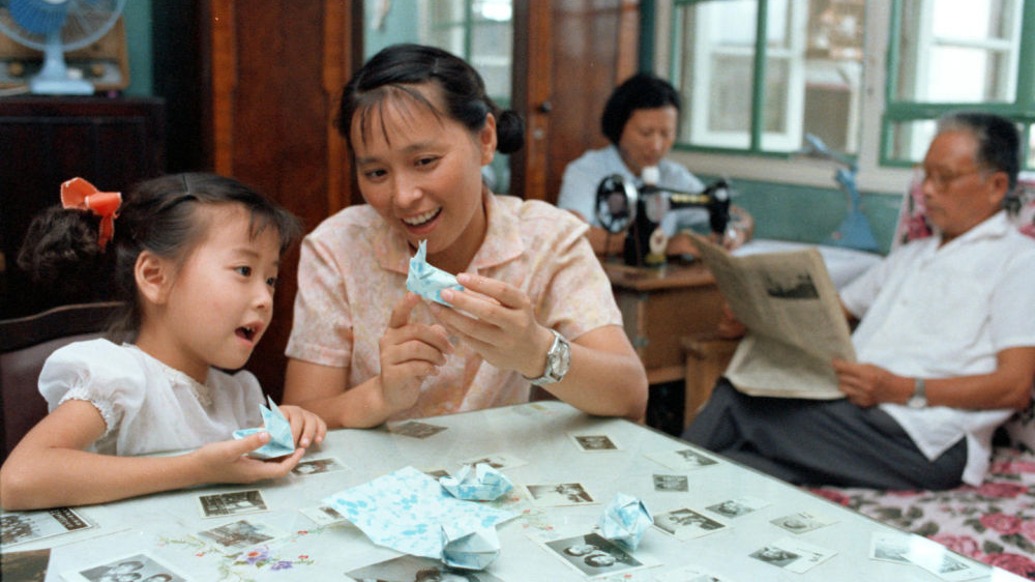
left=17, top=172, right=301, bottom=339
left=937, top=111, right=1022, bottom=197
left=601, top=72, right=681, bottom=145
left=336, top=43, right=524, bottom=156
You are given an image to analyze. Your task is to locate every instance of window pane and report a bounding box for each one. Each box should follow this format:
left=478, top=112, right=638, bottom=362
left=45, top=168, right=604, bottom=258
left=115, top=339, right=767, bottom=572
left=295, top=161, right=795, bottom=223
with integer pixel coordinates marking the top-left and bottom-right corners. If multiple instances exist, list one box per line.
left=675, top=1, right=756, bottom=148
left=895, top=0, right=1021, bottom=103
left=886, top=119, right=938, bottom=164
left=1028, top=126, right=1035, bottom=170
left=674, top=0, right=864, bottom=154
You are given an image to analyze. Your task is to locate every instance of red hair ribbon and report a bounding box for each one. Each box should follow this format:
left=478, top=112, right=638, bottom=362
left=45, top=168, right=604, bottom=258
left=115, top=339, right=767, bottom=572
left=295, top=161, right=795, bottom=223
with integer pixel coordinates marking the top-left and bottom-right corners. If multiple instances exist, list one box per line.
left=60, top=177, right=122, bottom=251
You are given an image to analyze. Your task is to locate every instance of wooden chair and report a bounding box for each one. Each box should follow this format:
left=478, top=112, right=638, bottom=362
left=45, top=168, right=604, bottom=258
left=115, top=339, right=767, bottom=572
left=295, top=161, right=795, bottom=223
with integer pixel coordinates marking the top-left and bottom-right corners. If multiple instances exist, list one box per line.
left=0, top=302, right=122, bottom=463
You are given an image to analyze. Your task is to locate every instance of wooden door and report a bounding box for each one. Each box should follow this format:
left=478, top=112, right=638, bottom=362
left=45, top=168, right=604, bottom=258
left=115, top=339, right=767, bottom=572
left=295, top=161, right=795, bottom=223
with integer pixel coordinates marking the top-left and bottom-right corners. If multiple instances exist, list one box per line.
left=201, top=0, right=361, bottom=398
left=515, top=0, right=641, bottom=204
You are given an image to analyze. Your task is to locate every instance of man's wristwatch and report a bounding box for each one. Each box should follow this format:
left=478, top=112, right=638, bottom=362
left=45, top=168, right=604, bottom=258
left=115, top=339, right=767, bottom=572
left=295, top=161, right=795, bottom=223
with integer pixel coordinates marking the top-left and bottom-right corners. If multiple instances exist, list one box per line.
left=907, top=377, right=927, bottom=408
left=525, top=329, right=571, bottom=386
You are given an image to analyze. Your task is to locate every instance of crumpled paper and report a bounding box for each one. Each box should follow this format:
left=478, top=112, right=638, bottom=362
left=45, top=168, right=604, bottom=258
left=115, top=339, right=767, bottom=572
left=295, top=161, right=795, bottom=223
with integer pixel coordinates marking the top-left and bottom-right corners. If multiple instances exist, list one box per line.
left=598, top=493, right=654, bottom=550
left=233, top=396, right=295, bottom=459
left=322, top=466, right=516, bottom=560
left=407, top=239, right=463, bottom=306
left=441, top=523, right=501, bottom=570
left=439, top=463, right=514, bottom=501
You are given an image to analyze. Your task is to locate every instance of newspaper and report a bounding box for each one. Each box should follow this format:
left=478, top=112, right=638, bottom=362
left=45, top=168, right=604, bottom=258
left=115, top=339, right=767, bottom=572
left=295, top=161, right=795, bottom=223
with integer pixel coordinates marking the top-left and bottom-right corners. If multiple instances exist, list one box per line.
left=692, top=235, right=854, bottom=399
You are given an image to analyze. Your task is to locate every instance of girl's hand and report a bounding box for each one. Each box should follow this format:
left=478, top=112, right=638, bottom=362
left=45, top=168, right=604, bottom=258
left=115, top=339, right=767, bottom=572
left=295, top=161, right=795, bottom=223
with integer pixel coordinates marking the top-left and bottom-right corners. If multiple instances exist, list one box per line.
left=833, top=359, right=901, bottom=407
left=190, top=432, right=306, bottom=484
left=433, top=273, right=554, bottom=379
left=379, top=292, right=454, bottom=413
left=278, top=404, right=327, bottom=448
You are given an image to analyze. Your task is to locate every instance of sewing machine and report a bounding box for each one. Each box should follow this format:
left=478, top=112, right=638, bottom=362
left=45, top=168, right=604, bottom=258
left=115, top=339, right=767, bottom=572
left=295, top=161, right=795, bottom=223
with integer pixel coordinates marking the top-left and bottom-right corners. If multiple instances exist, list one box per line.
left=595, top=167, right=732, bottom=267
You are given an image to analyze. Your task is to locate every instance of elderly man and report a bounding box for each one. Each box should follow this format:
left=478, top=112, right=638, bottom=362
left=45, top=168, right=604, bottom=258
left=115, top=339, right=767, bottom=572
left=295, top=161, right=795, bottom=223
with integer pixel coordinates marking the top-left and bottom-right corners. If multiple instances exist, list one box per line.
left=683, top=111, right=1035, bottom=490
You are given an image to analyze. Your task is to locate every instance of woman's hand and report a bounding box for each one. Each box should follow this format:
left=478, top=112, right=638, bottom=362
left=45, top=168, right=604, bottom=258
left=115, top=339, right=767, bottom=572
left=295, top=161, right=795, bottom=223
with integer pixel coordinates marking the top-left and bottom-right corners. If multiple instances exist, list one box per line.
left=190, top=432, right=306, bottom=484
left=278, top=404, right=327, bottom=449
left=433, top=273, right=554, bottom=378
left=833, top=359, right=904, bottom=408
left=378, top=292, right=454, bottom=413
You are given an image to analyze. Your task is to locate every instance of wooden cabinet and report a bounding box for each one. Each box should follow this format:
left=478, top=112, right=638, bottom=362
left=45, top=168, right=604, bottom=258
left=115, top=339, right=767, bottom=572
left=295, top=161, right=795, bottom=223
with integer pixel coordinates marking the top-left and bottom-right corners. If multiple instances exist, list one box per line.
left=604, top=262, right=724, bottom=385
left=0, top=96, right=165, bottom=319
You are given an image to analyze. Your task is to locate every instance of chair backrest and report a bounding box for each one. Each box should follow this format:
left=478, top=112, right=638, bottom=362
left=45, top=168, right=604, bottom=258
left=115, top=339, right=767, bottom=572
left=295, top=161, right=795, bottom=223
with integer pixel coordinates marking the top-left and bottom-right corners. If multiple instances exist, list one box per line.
left=0, top=302, right=123, bottom=463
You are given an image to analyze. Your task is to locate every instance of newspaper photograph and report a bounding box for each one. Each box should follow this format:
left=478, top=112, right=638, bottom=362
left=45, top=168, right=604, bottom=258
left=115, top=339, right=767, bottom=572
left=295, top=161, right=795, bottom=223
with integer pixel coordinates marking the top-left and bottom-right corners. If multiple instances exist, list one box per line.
left=692, top=235, right=855, bottom=399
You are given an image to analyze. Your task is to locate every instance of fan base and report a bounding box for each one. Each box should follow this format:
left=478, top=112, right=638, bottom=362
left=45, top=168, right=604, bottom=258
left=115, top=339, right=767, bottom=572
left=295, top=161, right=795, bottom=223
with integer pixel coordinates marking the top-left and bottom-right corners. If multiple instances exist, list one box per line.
left=29, top=76, right=93, bottom=95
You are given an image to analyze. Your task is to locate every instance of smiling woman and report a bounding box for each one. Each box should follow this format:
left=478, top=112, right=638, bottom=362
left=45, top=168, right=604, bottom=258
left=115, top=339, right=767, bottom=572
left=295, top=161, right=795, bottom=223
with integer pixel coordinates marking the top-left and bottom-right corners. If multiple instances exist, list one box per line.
left=282, top=43, right=648, bottom=429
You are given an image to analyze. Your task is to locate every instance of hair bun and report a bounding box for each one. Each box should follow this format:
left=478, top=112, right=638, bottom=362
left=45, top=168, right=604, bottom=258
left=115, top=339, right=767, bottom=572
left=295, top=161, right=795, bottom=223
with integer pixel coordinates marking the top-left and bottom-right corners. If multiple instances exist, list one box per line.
left=495, top=109, right=525, bottom=155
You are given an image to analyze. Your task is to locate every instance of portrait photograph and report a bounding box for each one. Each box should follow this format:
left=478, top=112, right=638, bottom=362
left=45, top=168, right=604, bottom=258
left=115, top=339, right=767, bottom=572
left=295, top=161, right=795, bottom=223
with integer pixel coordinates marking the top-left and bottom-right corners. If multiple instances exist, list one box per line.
left=543, top=532, right=646, bottom=579
left=346, top=554, right=506, bottom=581
left=524, top=482, right=597, bottom=506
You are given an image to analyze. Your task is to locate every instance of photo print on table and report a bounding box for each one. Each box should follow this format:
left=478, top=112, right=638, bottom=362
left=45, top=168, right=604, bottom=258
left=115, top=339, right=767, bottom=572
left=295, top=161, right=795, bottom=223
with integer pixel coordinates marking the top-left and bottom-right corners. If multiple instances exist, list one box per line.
left=542, top=531, right=648, bottom=579
left=568, top=433, right=621, bottom=452
left=654, top=507, right=729, bottom=539
left=524, top=482, right=597, bottom=507
left=62, top=552, right=188, bottom=582
left=388, top=420, right=449, bottom=439
left=705, top=495, right=770, bottom=519
left=653, top=474, right=689, bottom=492
left=292, top=456, right=348, bottom=476
left=770, top=511, right=837, bottom=535
left=346, top=554, right=507, bottom=581
left=197, top=519, right=287, bottom=551
left=1, top=508, right=93, bottom=547
left=300, top=505, right=348, bottom=526
left=646, top=448, right=719, bottom=472
left=198, top=490, right=268, bottom=518
left=748, top=537, right=837, bottom=574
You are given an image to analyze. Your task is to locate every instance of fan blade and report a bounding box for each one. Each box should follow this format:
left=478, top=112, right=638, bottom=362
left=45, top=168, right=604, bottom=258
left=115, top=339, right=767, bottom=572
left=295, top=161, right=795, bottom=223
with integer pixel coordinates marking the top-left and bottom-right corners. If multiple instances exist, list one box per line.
left=8, top=0, right=70, bottom=35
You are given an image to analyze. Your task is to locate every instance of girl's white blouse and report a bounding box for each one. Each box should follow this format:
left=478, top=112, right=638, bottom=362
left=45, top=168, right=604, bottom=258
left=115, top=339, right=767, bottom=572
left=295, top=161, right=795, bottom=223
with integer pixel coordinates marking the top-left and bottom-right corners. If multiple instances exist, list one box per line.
left=39, top=339, right=265, bottom=456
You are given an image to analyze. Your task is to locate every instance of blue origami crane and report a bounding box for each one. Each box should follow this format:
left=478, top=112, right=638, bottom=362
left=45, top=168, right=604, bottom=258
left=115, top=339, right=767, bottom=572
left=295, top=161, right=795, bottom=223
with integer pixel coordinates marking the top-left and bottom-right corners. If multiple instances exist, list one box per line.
left=407, top=239, right=464, bottom=306
left=232, top=396, right=295, bottom=459
left=598, top=492, right=654, bottom=550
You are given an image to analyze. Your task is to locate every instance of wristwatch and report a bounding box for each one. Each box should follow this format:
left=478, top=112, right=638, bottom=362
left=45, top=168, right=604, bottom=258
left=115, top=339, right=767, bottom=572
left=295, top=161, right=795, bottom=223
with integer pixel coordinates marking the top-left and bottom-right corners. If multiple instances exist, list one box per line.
left=907, top=377, right=927, bottom=408
left=525, top=329, right=571, bottom=386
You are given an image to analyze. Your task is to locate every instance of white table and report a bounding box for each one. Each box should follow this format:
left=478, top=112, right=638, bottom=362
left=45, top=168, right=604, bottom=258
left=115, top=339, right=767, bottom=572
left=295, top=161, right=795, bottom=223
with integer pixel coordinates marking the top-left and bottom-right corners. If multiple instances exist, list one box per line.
left=1, top=401, right=1020, bottom=581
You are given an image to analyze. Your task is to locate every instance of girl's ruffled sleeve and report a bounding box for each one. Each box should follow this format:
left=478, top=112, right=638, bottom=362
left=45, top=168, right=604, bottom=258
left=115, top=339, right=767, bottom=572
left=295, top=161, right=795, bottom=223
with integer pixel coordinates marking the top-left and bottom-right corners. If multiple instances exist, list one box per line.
left=38, top=339, right=147, bottom=436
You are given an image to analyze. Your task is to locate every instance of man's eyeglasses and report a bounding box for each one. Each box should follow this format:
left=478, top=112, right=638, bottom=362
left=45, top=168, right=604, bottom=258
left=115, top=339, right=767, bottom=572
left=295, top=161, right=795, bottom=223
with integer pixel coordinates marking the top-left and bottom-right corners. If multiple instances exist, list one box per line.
left=917, top=167, right=989, bottom=191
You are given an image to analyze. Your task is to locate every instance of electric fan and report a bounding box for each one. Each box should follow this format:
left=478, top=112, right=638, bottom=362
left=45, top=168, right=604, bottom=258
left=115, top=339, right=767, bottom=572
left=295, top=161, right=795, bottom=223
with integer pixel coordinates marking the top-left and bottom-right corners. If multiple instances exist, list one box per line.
left=0, top=0, right=127, bottom=95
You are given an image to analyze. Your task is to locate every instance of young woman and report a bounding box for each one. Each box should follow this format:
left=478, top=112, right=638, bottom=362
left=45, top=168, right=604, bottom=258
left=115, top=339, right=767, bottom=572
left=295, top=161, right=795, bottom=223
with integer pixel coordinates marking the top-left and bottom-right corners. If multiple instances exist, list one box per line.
left=0, top=173, right=326, bottom=510
left=283, top=44, right=647, bottom=428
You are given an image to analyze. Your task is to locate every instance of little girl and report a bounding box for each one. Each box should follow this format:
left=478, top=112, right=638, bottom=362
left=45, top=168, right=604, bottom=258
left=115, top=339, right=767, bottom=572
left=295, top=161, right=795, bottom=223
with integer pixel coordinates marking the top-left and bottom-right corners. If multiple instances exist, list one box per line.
left=0, top=173, right=326, bottom=510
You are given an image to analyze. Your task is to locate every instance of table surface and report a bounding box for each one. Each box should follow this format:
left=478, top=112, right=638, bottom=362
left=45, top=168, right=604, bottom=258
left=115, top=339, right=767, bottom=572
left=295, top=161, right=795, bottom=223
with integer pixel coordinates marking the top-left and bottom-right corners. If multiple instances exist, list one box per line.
left=0, top=401, right=1017, bottom=582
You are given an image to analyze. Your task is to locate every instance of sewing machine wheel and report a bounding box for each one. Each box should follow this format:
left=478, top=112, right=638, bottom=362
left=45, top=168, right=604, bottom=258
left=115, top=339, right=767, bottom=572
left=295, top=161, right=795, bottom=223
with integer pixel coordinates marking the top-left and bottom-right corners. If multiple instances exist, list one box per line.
left=595, top=174, right=637, bottom=234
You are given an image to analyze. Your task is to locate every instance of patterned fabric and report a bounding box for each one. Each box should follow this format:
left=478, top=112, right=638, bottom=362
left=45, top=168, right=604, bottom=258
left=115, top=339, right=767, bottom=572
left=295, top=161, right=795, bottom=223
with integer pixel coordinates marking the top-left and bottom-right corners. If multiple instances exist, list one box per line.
left=812, top=447, right=1035, bottom=580
left=287, top=192, right=622, bottom=421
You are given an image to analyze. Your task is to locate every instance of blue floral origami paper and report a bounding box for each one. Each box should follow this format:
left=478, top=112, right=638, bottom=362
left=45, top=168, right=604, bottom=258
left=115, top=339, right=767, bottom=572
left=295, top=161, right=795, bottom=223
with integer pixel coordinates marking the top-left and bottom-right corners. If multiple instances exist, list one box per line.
left=441, top=524, right=501, bottom=570
left=232, top=396, right=295, bottom=459
left=439, top=463, right=514, bottom=501
left=599, top=492, right=654, bottom=550
left=323, top=466, right=516, bottom=560
left=407, top=239, right=464, bottom=306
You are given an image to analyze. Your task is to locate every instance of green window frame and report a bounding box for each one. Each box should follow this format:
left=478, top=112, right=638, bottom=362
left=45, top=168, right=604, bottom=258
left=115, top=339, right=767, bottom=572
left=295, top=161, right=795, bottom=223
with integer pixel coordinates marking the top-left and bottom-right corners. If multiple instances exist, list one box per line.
left=881, top=0, right=1035, bottom=171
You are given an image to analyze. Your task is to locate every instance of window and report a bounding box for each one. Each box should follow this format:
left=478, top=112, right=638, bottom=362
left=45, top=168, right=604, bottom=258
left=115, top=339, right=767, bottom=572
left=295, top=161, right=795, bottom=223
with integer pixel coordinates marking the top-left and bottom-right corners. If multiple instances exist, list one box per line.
left=883, top=0, right=1034, bottom=169
left=653, top=0, right=1034, bottom=191
left=669, top=0, right=865, bottom=155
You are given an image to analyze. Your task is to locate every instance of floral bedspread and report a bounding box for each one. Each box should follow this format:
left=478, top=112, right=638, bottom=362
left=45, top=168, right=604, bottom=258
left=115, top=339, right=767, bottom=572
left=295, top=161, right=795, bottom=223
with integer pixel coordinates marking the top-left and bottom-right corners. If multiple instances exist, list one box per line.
left=811, top=448, right=1035, bottom=580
